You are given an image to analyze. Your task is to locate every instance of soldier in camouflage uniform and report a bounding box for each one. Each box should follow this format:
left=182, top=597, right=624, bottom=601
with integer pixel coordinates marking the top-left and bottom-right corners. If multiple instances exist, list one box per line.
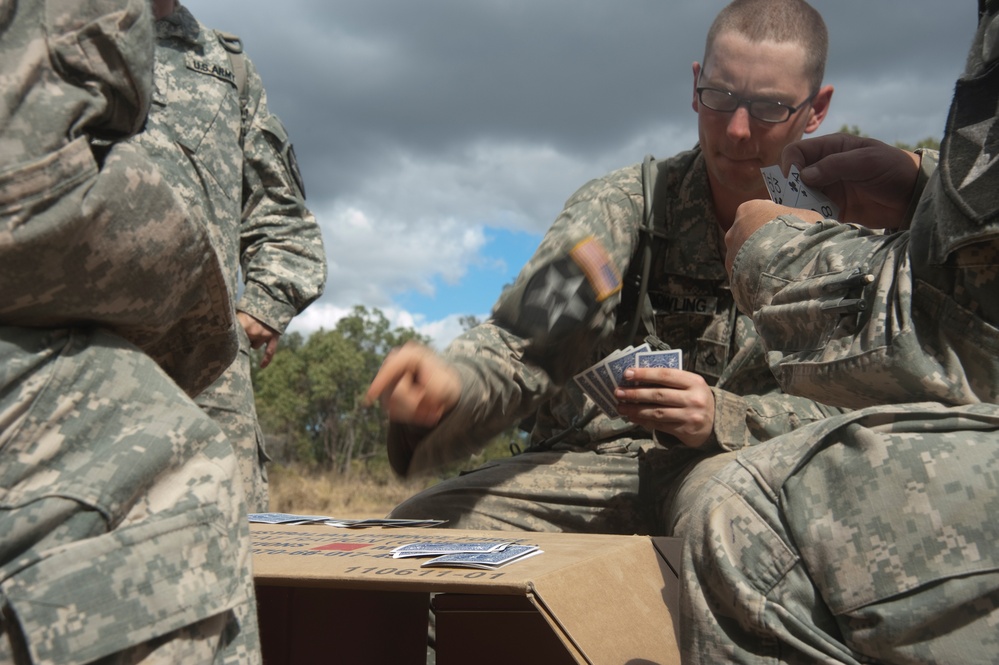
left=676, top=1, right=999, bottom=661
left=367, top=0, right=842, bottom=535
left=0, top=0, right=259, bottom=662
left=141, top=0, right=328, bottom=512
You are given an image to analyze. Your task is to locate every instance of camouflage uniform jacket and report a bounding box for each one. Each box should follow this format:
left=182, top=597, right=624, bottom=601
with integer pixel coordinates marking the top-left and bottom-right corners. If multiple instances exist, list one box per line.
left=0, top=1, right=259, bottom=663
left=391, top=148, right=841, bottom=475
left=0, top=0, right=236, bottom=396
left=136, top=4, right=326, bottom=334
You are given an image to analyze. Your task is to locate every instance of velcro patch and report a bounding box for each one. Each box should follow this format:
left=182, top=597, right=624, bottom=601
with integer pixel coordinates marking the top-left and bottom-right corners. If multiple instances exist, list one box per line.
left=653, top=294, right=719, bottom=315
left=569, top=236, right=621, bottom=302
left=185, top=53, right=236, bottom=88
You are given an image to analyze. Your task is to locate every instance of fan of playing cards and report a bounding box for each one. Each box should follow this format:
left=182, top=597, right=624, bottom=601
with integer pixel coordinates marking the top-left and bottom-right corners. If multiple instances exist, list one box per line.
left=573, top=344, right=683, bottom=418
left=760, top=164, right=840, bottom=218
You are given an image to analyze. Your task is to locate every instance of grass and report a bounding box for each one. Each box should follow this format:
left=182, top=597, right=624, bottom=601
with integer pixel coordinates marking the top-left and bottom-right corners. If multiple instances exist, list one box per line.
left=267, top=464, right=432, bottom=519
left=265, top=433, right=523, bottom=519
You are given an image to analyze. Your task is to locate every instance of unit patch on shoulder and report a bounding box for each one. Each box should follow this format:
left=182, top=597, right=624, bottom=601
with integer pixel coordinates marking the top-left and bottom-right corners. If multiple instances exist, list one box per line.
left=569, top=236, right=622, bottom=302
left=185, top=52, right=236, bottom=88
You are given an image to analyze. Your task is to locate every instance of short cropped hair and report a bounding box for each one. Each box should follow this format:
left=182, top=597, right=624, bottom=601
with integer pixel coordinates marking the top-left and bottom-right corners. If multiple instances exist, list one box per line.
left=704, top=0, right=828, bottom=92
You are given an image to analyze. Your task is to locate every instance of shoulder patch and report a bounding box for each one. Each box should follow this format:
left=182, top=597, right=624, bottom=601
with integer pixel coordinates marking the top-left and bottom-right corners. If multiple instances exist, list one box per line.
left=570, top=236, right=622, bottom=302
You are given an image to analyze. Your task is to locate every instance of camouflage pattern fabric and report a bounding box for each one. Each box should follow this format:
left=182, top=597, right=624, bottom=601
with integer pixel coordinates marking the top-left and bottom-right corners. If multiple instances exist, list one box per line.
left=0, top=329, right=260, bottom=665
left=196, top=327, right=271, bottom=512
left=0, top=0, right=237, bottom=397
left=0, top=1, right=259, bottom=662
left=131, top=5, right=328, bottom=511
left=679, top=3, right=999, bottom=661
left=389, top=149, right=841, bottom=534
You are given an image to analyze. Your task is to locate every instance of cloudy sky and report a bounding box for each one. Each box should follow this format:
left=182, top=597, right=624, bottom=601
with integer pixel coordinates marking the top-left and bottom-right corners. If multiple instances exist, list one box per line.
left=191, top=1, right=973, bottom=347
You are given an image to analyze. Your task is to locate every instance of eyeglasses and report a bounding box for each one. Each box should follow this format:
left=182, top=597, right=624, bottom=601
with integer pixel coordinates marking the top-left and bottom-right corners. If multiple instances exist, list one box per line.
left=696, top=86, right=816, bottom=124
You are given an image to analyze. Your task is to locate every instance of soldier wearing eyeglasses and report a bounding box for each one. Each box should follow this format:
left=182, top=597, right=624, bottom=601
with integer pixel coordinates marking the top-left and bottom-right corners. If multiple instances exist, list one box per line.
left=368, top=0, right=841, bottom=538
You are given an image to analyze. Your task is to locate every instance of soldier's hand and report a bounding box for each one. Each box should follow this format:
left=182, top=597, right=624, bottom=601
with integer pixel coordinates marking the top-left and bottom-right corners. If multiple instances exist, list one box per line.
left=365, top=342, right=461, bottom=427
left=237, top=311, right=281, bottom=368
left=781, top=133, right=922, bottom=230
left=614, top=367, right=715, bottom=448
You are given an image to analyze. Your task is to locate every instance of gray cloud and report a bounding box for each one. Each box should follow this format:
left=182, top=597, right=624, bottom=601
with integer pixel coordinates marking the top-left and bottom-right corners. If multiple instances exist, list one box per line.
left=188, top=0, right=973, bottom=339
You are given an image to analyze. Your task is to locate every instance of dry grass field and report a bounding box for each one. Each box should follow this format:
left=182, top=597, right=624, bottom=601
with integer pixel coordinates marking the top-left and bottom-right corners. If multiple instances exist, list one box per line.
left=266, top=464, right=434, bottom=519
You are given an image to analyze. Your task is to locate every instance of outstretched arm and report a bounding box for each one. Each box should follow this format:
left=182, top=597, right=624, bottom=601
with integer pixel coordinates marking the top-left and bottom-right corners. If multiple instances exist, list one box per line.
left=365, top=342, right=462, bottom=428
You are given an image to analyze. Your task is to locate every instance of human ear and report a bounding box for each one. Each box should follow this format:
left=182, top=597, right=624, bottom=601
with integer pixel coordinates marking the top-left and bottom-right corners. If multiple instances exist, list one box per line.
left=803, top=84, right=834, bottom=134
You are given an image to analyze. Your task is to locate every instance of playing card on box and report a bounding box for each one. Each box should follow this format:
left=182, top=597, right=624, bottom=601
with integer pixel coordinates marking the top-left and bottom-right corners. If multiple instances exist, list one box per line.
left=421, top=544, right=543, bottom=569
left=248, top=512, right=332, bottom=524
left=391, top=541, right=512, bottom=558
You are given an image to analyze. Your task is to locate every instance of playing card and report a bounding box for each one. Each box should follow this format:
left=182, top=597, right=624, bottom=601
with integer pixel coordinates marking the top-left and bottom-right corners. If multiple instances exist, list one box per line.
left=421, top=544, right=543, bottom=569
left=392, top=541, right=511, bottom=558
left=787, top=164, right=840, bottom=218
left=572, top=370, right=619, bottom=417
left=605, top=343, right=651, bottom=386
left=760, top=164, right=789, bottom=206
left=248, top=512, right=332, bottom=524
left=760, top=164, right=840, bottom=218
left=636, top=349, right=683, bottom=370
left=590, top=363, right=620, bottom=401
left=573, top=344, right=685, bottom=417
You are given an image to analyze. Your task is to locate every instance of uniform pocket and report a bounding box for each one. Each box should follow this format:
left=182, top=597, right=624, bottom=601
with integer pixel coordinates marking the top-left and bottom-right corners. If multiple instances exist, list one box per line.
left=1, top=504, right=242, bottom=665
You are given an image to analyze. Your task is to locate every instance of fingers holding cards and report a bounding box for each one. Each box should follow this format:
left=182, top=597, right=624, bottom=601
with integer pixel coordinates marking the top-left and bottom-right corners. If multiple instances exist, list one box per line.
left=573, top=347, right=684, bottom=417
left=761, top=164, right=839, bottom=218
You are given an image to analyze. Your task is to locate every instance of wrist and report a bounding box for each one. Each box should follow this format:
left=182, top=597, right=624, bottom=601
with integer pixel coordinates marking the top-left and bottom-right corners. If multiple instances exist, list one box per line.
left=901, top=148, right=938, bottom=230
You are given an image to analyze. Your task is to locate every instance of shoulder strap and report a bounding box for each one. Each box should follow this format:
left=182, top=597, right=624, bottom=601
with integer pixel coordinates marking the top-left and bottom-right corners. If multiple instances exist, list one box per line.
left=620, top=155, right=670, bottom=348
left=217, top=31, right=249, bottom=108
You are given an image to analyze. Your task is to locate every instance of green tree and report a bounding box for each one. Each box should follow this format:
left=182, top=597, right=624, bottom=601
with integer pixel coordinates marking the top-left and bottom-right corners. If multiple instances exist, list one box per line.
left=253, top=306, right=429, bottom=475
left=458, top=314, right=482, bottom=331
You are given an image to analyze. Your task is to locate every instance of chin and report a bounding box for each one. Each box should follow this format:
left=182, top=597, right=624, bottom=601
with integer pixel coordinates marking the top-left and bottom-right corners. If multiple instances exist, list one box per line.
left=716, top=164, right=763, bottom=194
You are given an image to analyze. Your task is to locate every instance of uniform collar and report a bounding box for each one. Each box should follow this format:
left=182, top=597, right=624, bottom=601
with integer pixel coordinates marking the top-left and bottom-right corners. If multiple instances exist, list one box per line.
left=156, top=4, right=202, bottom=45
left=660, top=148, right=730, bottom=282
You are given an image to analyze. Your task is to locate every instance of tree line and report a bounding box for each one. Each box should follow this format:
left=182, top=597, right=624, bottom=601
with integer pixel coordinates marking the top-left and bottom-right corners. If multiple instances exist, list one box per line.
left=250, top=306, right=518, bottom=478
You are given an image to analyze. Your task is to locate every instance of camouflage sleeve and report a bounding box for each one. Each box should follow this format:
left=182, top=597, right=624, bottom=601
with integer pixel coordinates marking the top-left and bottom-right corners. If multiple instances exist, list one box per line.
left=391, top=167, right=645, bottom=475
left=729, top=196, right=999, bottom=409
left=705, top=311, right=847, bottom=451
left=237, top=58, right=327, bottom=332
left=709, top=387, right=845, bottom=451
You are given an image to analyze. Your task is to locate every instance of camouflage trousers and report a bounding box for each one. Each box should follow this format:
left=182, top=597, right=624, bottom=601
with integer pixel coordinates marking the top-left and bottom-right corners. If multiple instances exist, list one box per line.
left=0, top=327, right=261, bottom=665
left=390, top=447, right=701, bottom=535
left=677, top=402, right=999, bottom=664
left=195, top=326, right=269, bottom=513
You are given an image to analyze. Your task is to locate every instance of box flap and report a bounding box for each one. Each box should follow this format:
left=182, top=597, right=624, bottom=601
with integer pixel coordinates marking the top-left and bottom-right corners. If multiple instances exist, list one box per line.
left=530, top=536, right=679, bottom=664
left=652, top=536, right=682, bottom=639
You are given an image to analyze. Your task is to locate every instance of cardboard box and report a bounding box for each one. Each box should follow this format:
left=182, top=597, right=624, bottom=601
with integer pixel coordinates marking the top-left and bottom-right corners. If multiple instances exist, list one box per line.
left=251, top=523, right=681, bottom=665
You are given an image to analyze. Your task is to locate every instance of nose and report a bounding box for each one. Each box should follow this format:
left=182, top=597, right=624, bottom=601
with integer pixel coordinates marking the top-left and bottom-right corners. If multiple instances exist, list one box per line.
left=725, top=105, right=752, bottom=141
